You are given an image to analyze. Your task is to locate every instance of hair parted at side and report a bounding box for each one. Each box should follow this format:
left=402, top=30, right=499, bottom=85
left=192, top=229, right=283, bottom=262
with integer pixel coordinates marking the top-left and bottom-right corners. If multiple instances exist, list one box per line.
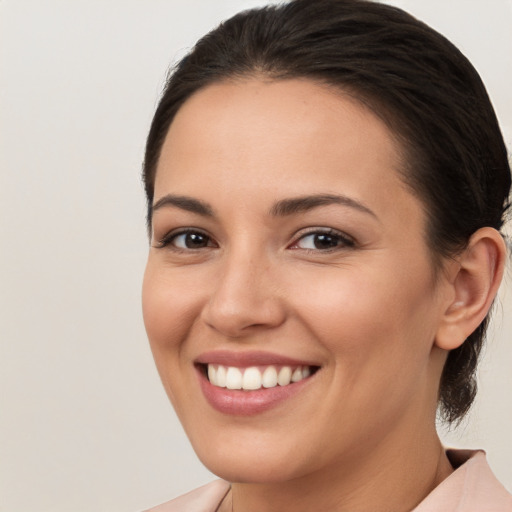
left=143, top=0, right=511, bottom=423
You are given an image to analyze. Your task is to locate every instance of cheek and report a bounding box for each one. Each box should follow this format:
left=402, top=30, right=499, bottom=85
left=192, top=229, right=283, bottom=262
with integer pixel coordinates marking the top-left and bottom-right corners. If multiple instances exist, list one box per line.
left=142, top=262, right=206, bottom=414
left=295, top=267, right=439, bottom=434
left=142, top=262, right=200, bottom=359
left=293, top=262, right=438, bottom=366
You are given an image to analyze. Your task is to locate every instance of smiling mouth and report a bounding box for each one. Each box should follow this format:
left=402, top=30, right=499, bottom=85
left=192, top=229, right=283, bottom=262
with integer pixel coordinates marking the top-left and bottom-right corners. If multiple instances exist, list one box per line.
left=200, top=364, right=319, bottom=391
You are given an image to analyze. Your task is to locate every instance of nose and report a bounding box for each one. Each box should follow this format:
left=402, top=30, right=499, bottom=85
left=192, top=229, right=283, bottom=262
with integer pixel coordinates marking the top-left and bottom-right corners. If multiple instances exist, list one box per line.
left=200, top=250, right=286, bottom=338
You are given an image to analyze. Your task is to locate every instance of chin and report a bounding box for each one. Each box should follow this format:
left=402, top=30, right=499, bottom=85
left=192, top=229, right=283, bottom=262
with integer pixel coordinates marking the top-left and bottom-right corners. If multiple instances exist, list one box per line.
left=203, top=458, right=304, bottom=485
left=191, top=436, right=311, bottom=484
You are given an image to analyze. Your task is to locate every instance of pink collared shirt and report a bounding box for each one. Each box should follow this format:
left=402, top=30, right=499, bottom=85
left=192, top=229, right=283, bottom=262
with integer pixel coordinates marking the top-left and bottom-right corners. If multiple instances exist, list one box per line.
left=145, top=450, right=512, bottom=511
left=412, top=450, right=512, bottom=511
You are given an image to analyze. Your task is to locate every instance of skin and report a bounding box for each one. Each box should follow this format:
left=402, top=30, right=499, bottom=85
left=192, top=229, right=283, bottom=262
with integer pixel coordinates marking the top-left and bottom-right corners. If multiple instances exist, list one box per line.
left=142, top=78, right=502, bottom=511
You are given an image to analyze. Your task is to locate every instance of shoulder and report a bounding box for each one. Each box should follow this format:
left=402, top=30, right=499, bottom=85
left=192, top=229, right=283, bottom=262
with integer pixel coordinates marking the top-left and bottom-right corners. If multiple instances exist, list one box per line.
left=143, top=480, right=230, bottom=512
left=414, top=449, right=512, bottom=512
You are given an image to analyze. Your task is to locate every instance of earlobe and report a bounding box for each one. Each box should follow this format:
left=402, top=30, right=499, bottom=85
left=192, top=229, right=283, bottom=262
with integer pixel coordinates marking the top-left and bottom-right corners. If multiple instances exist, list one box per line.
left=435, top=227, right=507, bottom=351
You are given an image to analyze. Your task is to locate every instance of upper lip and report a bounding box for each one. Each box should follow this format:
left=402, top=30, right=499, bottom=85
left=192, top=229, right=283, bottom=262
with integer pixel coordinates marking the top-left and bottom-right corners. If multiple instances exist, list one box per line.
left=195, top=350, right=319, bottom=368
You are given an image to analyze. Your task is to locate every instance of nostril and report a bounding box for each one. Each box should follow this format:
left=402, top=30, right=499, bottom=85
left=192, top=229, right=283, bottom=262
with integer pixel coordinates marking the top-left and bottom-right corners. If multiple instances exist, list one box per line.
left=200, top=268, right=287, bottom=337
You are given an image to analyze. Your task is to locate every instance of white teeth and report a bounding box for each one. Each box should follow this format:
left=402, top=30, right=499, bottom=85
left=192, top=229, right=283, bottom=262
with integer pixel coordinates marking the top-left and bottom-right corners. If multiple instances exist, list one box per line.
left=216, top=365, right=227, bottom=387
left=207, top=364, right=314, bottom=390
left=242, top=367, right=262, bottom=390
left=291, top=367, right=303, bottom=382
left=208, top=364, right=216, bottom=384
left=262, top=366, right=278, bottom=388
left=226, top=367, right=243, bottom=389
left=277, top=366, right=292, bottom=386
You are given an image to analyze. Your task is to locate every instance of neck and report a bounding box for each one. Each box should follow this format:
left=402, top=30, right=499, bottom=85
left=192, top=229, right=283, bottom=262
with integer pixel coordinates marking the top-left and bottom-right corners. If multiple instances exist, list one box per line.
left=222, top=427, right=453, bottom=512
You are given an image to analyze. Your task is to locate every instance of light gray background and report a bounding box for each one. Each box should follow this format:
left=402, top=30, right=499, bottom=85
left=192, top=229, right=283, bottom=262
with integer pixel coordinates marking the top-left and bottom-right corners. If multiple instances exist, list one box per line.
left=1, top=1, right=511, bottom=511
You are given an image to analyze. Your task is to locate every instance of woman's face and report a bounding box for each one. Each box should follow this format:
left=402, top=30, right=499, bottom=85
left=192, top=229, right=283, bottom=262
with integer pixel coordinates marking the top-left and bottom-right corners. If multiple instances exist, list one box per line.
left=142, top=79, right=452, bottom=483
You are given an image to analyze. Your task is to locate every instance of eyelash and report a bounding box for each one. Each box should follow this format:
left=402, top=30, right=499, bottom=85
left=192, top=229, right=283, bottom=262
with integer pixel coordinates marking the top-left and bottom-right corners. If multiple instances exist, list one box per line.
left=154, top=227, right=356, bottom=252
left=289, top=228, right=355, bottom=252
left=154, top=228, right=216, bottom=251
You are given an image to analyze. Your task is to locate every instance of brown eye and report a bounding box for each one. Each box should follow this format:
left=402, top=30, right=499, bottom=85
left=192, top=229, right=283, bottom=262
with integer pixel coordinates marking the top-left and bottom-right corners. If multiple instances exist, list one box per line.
left=170, top=231, right=214, bottom=249
left=293, top=230, right=355, bottom=251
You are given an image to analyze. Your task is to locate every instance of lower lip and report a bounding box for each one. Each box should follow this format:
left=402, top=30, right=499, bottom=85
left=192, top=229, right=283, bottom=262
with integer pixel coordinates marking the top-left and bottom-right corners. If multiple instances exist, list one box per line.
left=197, top=367, right=314, bottom=416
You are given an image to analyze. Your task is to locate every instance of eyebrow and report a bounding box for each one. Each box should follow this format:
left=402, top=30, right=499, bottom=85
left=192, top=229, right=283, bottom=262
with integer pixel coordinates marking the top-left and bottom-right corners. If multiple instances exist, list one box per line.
left=269, top=194, right=377, bottom=218
left=151, top=194, right=214, bottom=217
left=151, top=193, right=376, bottom=219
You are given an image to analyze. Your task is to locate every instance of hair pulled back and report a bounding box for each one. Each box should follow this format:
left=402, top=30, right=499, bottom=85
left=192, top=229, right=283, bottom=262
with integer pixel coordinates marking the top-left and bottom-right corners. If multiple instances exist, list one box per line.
left=143, top=0, right=511, bottom=423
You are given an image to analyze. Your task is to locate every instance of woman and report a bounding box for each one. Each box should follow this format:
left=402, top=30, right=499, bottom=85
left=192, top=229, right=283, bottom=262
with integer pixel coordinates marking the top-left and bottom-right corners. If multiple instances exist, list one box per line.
left=141, top=0, right=511, bottom=510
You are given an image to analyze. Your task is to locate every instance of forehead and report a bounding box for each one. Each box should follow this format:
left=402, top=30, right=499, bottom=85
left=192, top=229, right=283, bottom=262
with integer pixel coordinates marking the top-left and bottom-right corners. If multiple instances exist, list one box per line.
left=155, top=78, right=419, bottom=226
left=162, top=78, right=397, bottom=160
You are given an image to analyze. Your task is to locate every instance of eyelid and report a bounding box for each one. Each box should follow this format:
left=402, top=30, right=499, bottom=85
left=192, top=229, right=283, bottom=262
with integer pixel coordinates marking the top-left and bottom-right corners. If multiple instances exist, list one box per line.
left=152, top=226, right=355, bottom=251
left=288, top=227, right=356, bottom=250
left=153, top=227, right=217, bottom=249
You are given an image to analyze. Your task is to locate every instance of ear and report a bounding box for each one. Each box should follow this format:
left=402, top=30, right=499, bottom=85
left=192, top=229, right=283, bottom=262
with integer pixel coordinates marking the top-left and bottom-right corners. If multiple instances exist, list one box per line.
left=435, top=227, right=507, bottom=350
